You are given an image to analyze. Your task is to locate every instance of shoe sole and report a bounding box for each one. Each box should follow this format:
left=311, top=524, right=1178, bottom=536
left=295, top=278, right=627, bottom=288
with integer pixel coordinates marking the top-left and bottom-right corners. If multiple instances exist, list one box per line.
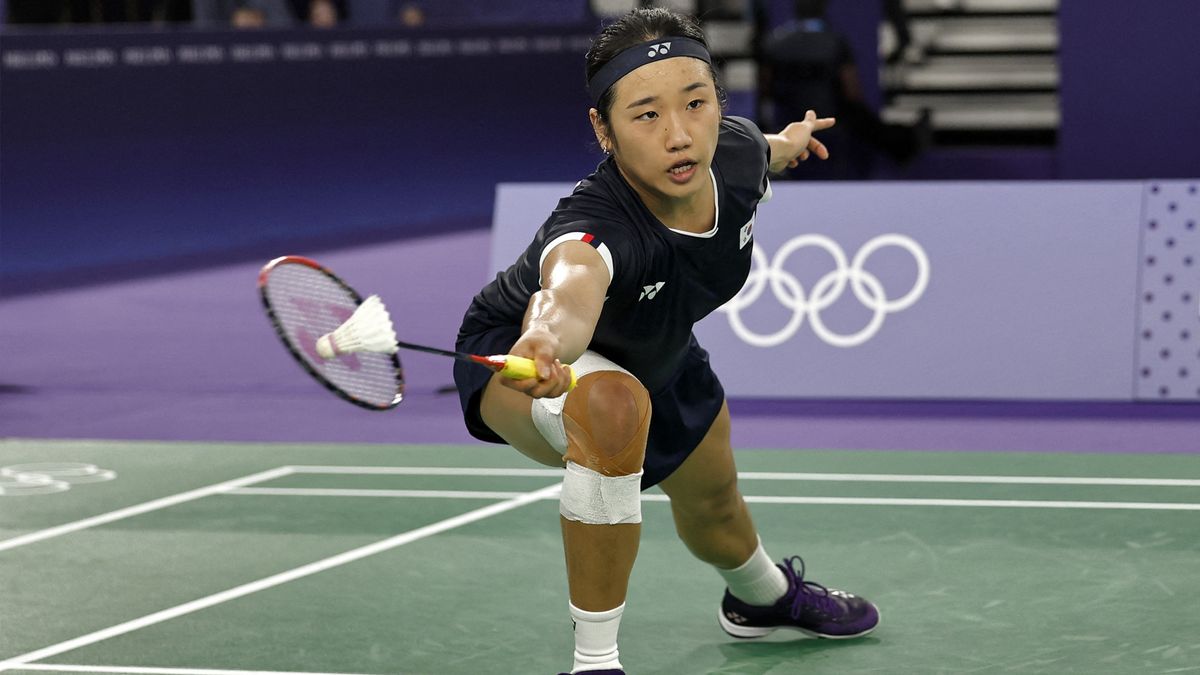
left=717, top=607, right=880, bottom=640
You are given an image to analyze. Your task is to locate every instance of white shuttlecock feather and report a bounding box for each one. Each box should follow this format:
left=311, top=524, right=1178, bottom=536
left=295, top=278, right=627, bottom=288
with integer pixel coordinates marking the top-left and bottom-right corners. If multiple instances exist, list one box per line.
left=315, top=295, right=398, bottom=359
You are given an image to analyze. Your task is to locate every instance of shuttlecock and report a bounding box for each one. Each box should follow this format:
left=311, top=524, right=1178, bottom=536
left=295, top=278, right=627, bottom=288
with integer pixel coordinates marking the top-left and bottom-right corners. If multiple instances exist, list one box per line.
left=315, top=295, right=398, bottom=359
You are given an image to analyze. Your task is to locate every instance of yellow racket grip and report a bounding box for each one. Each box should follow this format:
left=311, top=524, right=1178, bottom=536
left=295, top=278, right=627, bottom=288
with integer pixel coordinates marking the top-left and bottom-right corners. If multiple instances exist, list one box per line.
left=498, top=355, right=577, bottom=391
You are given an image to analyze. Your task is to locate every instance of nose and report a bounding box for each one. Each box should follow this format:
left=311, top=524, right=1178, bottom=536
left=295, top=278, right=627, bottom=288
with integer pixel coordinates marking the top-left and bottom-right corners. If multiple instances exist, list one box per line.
left=664, top=111, right=692, bottom=153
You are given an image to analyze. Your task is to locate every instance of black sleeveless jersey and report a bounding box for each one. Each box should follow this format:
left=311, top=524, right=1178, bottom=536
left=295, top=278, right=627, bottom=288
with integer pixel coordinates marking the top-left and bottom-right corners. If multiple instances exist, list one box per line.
left=458, top=116, right=771, bottom=394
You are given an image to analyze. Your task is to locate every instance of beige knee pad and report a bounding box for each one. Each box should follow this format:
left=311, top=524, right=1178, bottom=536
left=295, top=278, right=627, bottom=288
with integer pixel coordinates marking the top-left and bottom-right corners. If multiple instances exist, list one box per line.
left=529, top=350, right=650, bottom=476
left=528, top=351, right=651, bottom=525
left=561, top=370, right=650, bottom=477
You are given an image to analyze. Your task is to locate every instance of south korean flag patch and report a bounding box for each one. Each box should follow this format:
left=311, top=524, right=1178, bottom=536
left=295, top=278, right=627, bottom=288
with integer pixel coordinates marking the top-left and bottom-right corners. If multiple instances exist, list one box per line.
left=739, top=213, right=755, bottom=249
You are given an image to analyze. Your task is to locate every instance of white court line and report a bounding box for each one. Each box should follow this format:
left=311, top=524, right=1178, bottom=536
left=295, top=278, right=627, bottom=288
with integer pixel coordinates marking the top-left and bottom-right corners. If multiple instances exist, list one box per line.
left=737, top=496, right=1200, bottom=511
left=289, top=465, right=564, bottom=477
left=735, top=472, right=1200, bottom=487
left=0, top=483, right=561, bottom=673
left=286, top=465, right=1200, bottom=487
left=225, top=486, right=1200, bottom=511
left=0, top=467, right=295, bottom=554
left=17, top=664, right=372, bottom=675
left=233, top=487, right=533, bottom=500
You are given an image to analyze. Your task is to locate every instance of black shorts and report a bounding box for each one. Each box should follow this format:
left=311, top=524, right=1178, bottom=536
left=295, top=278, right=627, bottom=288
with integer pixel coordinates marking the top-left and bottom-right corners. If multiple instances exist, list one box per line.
left=453, top=326, right=725, bottom=490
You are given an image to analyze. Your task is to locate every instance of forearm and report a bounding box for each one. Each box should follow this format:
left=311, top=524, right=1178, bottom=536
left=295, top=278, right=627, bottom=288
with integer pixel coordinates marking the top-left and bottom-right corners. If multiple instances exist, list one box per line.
left=522, top=287, right=600, bottom=365
left=765, top=134, right=791, bottom=173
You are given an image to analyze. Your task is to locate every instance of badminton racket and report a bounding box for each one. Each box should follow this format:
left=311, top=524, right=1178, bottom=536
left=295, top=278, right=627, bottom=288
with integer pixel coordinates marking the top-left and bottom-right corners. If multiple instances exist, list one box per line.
left=258, top=255, right=575, bottom=410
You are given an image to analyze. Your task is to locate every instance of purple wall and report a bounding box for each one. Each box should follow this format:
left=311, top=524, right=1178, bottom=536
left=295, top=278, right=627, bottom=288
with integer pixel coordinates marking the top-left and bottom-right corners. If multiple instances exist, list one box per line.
left=0, top=27, right=599, bottom=294
left=1059, top=0, right=1200, bottom=179
left=493, top=180, right=1200, bottom=401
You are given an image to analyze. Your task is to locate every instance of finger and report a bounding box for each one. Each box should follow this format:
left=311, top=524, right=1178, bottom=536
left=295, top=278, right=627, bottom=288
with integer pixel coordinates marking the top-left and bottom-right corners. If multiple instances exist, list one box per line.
left=531, top=352, right=557, bottom=380
left=809, top=138, right=829, bottom=160
left=812, top=116, right=837, bottom=130
left=798, top=150, right=810, bottom=162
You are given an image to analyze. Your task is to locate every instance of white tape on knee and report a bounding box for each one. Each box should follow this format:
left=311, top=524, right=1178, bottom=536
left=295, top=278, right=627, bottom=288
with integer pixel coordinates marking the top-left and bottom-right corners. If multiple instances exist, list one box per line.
left=559, top=462, right=642, bottom=525
left=530, top=350, right=634, bottom=457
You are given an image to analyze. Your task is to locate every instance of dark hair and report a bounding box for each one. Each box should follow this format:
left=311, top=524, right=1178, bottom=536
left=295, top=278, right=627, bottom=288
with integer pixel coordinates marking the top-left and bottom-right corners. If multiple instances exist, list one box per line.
left=586, top=7, right=727, bottom=123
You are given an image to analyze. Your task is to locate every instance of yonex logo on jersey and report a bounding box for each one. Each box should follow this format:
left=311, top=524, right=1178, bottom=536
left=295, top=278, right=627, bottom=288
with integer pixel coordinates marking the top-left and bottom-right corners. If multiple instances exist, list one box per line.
left=639, top=281, right=666, bottom=301
left=647, top=42, right=672, bottom=57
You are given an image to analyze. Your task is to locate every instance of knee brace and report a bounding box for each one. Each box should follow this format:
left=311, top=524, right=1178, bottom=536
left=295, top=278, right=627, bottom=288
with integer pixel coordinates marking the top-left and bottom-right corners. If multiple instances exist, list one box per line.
left=561, top=370, right=650, bottom=477
left=558, top=370, right=650, bottom=525
left=559, top=461, right=643, bottom=525
left=528, top=352, right=651, bottom=525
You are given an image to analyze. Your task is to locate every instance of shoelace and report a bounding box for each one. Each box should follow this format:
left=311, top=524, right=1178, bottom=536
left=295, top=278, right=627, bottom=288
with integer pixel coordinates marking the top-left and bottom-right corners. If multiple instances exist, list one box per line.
left=781, top=556, right=841, bottom=618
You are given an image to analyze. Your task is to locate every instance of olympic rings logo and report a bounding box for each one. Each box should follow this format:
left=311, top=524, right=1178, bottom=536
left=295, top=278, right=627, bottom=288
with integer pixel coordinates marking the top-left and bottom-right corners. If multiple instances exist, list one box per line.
left=718, top=234, right=930, bottom=348
left=0, top=462, right=117, bottom=497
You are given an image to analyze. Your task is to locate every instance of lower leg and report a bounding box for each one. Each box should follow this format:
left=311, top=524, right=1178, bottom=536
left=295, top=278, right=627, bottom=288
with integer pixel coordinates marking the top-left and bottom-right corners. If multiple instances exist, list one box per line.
left=561, top=518, right=640, bottom=611
left=669, top=489, right=757, bottom=569
left=672, top=492, right=788, bottom=607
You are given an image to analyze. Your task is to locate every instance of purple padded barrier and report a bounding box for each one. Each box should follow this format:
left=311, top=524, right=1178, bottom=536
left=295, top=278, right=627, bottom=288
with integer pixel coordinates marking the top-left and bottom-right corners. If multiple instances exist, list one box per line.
left=1, top=228, right=1198, bottom=452
left=1135, top=181, right=1200, bottom=400
left=494, top=181, right=1153, bottom=400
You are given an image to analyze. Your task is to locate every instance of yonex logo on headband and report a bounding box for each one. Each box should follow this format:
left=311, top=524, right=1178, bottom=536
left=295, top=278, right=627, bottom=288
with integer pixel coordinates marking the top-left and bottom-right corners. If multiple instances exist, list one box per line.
left=588, top=36, right=712, bottom=106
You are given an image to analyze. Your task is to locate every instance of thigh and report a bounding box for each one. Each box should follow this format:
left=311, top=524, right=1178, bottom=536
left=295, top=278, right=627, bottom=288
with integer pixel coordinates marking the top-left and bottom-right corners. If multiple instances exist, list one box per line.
left=657, top=400, right=738, bottom=506
left=478, top=373, right=566, bottom=468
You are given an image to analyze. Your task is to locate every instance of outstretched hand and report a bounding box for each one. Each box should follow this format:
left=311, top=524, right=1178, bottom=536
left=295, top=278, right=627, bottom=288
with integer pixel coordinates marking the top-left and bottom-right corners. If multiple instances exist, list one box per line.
left=768, top=110, right=837, bottom=172
left=499, top=328, right=574, bottom=399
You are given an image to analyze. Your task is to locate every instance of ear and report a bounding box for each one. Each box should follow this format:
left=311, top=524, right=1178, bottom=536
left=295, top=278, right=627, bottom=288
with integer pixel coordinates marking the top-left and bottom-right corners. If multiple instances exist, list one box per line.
left=589, top=108, right=611, bottom=154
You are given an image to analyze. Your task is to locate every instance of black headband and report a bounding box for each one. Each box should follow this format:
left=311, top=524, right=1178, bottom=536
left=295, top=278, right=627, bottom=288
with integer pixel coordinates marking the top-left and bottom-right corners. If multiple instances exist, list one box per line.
left=587, top=36, right=712, bottom=107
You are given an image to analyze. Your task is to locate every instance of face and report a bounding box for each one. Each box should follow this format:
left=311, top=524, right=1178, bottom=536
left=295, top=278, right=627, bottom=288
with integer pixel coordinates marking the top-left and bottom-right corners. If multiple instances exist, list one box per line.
left=590, top=57, right=721, bottom=210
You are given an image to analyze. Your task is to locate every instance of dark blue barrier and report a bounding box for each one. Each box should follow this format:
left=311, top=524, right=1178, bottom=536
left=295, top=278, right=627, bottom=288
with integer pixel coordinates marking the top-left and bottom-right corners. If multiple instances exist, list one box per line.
left=0, top=26, right=599, bottom=292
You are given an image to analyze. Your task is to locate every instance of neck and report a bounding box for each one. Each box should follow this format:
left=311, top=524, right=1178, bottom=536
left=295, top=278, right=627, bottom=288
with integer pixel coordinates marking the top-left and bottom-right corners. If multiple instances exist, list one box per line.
left=618, top=164, right=715, bottom=234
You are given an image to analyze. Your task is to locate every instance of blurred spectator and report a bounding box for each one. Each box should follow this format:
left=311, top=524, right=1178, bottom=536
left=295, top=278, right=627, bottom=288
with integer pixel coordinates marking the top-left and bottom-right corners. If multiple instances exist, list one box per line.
left=397, top=2, right=423, bottom=27
left=193, top=0, right=293, bottom=27
left=758, top=0, right=928, bottom=179
left=291, top=0, right=346, bottom=27
left=191, top=0, right=345, bottom=27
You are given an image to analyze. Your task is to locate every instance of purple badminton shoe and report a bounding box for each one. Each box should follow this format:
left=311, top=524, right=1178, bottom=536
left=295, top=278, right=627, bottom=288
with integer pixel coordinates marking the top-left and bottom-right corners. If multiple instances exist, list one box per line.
left=719, top=556, right=879, bottom=639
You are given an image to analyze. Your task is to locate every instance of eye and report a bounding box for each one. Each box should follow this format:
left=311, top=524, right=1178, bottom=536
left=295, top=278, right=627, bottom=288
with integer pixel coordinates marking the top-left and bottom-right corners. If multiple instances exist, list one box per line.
left=687, top=99, right=705, bottom=110
left=635, top=110, right=658, bottom=121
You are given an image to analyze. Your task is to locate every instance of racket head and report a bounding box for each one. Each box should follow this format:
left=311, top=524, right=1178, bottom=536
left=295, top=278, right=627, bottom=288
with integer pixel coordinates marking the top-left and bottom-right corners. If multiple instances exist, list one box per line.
left=258, top=255, right=404, bottom=410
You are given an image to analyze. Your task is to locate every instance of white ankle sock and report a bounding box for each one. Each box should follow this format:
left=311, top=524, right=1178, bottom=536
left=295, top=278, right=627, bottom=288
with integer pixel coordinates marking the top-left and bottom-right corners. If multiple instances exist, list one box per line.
left=716, top=538, right=789, bottom=606
left=569, top=602, right=624, bottom=674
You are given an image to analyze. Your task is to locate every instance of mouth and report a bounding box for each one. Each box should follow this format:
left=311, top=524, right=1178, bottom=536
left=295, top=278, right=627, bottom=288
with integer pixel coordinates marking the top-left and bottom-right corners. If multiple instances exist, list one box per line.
left=667, top=159, right=698, bottom=184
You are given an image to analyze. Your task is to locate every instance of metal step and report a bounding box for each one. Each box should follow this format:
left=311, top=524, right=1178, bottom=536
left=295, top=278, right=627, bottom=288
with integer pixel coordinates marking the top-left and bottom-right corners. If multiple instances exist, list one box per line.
left=885, top=55, right=1058, bottom=90
left=883, top=93, right=1059, bottom=130
left=913, top=17, right=1058, bottom=53
left=904, top=0, right=1058, bottom=14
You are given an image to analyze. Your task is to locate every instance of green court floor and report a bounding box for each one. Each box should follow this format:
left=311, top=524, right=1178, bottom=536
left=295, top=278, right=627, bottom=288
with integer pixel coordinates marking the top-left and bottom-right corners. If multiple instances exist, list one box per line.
left=2, top=439, right=1199, bottom=674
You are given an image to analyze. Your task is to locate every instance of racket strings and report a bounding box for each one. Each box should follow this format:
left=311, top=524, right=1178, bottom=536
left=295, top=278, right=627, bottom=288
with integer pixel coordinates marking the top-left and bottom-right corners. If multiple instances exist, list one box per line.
left=265, top=264, right=403, bottom=407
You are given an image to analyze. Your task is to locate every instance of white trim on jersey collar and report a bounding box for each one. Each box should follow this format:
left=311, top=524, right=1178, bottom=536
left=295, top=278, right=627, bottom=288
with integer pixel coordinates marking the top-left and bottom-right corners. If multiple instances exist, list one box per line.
left=667, top=168, right=720, bottom=239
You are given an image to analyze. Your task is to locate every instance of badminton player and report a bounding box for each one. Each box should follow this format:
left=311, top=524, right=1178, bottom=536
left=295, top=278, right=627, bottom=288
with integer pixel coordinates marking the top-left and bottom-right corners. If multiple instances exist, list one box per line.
left=453, top=8, right=878, bottom=674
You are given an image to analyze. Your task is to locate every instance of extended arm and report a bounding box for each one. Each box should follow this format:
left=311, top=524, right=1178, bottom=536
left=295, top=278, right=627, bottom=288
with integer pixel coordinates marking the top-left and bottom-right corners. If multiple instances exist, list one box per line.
left=501, top=241, right=610, bottom=398
left=764, top=110, right=837, bottom=173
